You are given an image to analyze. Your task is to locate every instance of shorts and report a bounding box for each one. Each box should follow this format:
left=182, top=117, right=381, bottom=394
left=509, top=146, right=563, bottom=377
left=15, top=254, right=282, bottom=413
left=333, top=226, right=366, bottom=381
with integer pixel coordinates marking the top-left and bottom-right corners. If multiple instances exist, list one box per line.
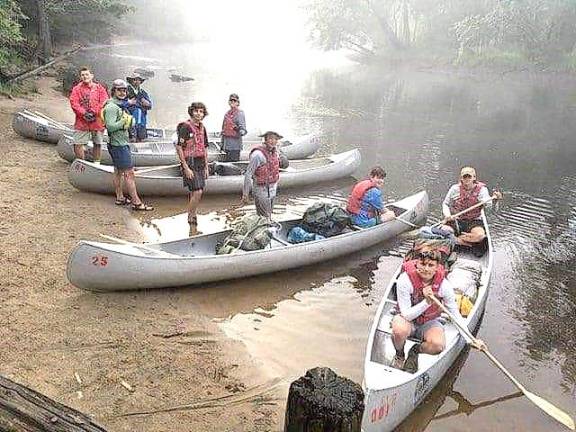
left=73, top=130, right=103, bottom=146
left=183, top=157, right=207, bottom=191
left=108, top=144, right=133, bottom=170
left=448, top=218, right=485, bottom=235
left=410, top=319, right=443, bottom=341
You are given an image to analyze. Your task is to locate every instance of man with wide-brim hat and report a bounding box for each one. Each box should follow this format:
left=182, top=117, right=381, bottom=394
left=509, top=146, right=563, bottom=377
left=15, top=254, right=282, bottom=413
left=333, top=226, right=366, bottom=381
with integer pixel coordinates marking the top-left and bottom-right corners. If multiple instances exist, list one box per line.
left=221, top=93, right=247, bottom=162
left=125, top=72, right=152, bottom=142
left=241, top=130, right=289, bottom=219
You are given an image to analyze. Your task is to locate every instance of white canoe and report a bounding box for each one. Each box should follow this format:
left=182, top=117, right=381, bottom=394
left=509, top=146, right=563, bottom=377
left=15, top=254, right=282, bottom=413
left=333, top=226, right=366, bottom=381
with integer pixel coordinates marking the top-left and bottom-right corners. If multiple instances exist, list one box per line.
left=362, top=211, right=493, bottom=431
left=12, top=110, right=172, bottom=144
left=56, top=132, right=322, bottom=166
left=67, top=191, right=429, bottom=291
left=68, top=149, right=362, bottom=196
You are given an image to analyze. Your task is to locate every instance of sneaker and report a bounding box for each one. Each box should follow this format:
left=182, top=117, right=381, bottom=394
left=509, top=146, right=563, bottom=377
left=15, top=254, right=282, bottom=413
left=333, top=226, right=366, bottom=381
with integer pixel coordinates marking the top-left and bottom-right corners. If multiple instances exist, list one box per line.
left=403, top=344, right=420, bottom=374
left=391, top=354, right=405, bottom=370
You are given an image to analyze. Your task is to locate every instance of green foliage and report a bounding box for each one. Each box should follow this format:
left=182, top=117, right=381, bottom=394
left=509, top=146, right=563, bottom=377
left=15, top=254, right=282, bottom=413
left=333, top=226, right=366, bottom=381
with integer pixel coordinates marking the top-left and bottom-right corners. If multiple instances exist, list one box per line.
left=0, top=0, right=24, bottom=73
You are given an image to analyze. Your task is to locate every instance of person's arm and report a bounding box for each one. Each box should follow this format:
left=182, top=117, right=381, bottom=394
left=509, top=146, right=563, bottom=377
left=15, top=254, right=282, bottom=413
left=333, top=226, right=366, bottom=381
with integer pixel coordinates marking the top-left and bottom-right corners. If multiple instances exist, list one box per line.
left=175, top=124, right=194, bottom=179
left=365, top=188, right=384, bottom=212
left=140, top=89, right=152, bottom=110
left=236, top=110, right=247, bottom=136
left=279, top=151, right=289, bottom=169
left=69, top=86, right=86, bottom=116
left=96, top=85, right=109, bottom=113
left=478, top=185, right=492, bottom=211
left=242, top=151, right=263, bottom=198
left=442, top=185, right=458, bottom=219
left=103, top=104, right=124, bottom=133
left=439, top=280, right=464, bottom=322
left=397, top=273, right=431, bottom=322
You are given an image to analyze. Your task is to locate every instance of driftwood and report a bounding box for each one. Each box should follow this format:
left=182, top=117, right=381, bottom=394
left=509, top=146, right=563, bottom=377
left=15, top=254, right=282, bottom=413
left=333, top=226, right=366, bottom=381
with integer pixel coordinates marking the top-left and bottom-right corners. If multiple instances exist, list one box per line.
left=284, top=367, right=364, bottom=432
left=0, top=374, right=108, bottom=431
left=169, top=74, right=194, bottom=82
left=5, top=46, right=84, bottom=85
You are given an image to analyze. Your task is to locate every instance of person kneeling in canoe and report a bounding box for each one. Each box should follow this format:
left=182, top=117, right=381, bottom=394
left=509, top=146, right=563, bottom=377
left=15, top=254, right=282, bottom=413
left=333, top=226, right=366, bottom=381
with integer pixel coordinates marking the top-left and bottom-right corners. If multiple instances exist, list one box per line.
left=391, top=250, right=485, bottom=373
left=441, top=166, right=502, bottom=256
left=102, top=79, right=153, bottom=211
left=346, top=166, right=395, bottom=228
left=241, top=131, right=289, bottom=219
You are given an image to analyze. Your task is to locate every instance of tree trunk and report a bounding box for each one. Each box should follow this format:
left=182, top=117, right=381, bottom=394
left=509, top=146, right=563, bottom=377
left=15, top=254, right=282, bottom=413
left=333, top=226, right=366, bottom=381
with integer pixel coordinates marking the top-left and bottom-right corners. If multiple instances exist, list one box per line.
left=36, top=0, right=53, bottom=64
left=284, top=367, right=364, bottom=432
left=365, top=0, right=405, bottom=50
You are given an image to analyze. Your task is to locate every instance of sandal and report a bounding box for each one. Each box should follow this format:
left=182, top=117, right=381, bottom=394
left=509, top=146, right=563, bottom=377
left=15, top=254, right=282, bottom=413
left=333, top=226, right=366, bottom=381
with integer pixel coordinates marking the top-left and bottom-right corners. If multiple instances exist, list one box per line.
left=132, top=203, right=154, bottom=211
left=115, top=196, right=131, bottom=206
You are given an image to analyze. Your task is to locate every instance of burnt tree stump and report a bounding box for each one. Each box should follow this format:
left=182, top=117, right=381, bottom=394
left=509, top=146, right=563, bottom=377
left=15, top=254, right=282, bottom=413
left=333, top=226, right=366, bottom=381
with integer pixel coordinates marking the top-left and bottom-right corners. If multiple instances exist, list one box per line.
left=285, top=367, right=364, bottom=432
left=0, top=375, right=108, bottom=431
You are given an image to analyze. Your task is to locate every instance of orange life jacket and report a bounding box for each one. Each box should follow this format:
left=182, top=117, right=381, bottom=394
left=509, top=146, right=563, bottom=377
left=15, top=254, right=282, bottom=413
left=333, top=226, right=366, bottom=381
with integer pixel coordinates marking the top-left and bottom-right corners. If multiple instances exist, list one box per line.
left=452, top=181, right=485, bottom=220
left=346, top=179, right=378, bottom=216
left=221, top=108, right=238, bottom=138
left=251, top=145, right=280, bottom=185
left=402, top=259, right=446, bottom=325
left=178, top=119, right=208, bottom=159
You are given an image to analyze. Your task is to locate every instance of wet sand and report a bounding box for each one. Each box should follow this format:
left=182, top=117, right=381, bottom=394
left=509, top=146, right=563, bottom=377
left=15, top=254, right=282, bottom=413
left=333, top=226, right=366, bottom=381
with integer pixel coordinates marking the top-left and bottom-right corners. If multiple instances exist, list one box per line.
left=0, top=77, right=280, bottom=431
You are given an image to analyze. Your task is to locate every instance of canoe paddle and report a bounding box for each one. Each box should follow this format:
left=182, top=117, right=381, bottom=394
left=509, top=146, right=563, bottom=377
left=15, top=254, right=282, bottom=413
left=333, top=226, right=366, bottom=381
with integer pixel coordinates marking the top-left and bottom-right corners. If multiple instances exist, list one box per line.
left=98, top=233, right=177, bottom=257
left=427, top=294, right=575, bottom=430
left=430, top=194, right=498, bottom=229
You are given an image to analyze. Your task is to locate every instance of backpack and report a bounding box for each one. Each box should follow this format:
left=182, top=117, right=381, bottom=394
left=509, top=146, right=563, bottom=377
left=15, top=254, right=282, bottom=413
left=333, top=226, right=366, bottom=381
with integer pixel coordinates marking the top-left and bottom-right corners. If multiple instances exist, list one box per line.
left=216, top=215, right=275, bottom=254
left=301, top=203, right=350, bottom=237
left=404, top=238, right=456, bottom=268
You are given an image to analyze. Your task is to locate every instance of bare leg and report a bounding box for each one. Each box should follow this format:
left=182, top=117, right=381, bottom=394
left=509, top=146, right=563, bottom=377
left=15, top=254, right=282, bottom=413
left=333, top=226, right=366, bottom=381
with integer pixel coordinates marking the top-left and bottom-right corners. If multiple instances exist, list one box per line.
left=420, top=326, right=445, bottom=355
left=123, top=169, right=143, bottom=206
left=113, top=169, right=124, bottom=200
left=391, top=315, right=412, bottom=354
left=187, top=190, right=203, bottom=223
left=92, top=144, right=101, bottom=163
left=458, top=226, right=486, bottom=245
left=73, top=144, right=85, bottom=160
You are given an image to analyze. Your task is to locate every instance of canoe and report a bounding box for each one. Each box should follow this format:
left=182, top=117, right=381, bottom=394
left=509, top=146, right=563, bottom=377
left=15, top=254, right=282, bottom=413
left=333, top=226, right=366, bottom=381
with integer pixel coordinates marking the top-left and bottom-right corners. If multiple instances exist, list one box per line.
left=362, top=211, right=493, bottom=431
left=12, top=110, right=172, bottom=144
left=68, top=149, right=362, bottom=196
left=56, top=132, right=322, bottom=166
left=67, top=191, right=429, bottom=291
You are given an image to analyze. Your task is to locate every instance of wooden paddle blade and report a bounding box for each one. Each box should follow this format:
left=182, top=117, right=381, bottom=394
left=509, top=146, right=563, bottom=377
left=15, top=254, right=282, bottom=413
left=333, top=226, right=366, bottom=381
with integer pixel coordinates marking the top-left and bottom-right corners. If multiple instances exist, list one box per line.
left=525, top=391, right=575, bottom=430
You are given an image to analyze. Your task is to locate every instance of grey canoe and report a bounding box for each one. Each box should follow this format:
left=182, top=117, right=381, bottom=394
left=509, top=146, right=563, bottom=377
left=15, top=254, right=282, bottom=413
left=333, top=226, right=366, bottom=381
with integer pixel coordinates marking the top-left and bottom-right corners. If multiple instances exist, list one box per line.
left=362, top=210, right=493, bottom=431
left=68, top=149, right=362, bottom=196
left=67, top=191, right=429, bottom=291
left=12, top=110, right=172, bottom=144
left=56, top=132, right=322, bottom=166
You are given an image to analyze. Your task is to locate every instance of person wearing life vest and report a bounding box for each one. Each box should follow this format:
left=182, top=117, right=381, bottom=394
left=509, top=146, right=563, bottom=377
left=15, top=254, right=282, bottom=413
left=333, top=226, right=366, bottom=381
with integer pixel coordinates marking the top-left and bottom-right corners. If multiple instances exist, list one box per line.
left=221, top=93, right=247, bottom=162
left=69, top=67, right=108, bottom=163
left=391, top=250, right=485, bottom=372
left=346, top=166, right=395, bottom=227
left=125, top=73, right=152, bottom=142
left=102, top=79, right=153, bottom=211
left=441, top=166, right=502, bottom=254
left=175, top=102, right=210, bottom=233
left=241, top=131, right=289, bottom=219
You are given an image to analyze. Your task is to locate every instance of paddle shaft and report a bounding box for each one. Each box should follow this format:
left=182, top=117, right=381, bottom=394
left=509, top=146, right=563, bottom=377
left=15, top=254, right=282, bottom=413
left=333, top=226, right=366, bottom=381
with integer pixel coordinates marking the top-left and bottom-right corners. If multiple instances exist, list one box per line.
left=431, top=196, right=495, bottom=229
left=428, top=295, right=575, bottom=430
left=135, top=164, right=181, bottom=175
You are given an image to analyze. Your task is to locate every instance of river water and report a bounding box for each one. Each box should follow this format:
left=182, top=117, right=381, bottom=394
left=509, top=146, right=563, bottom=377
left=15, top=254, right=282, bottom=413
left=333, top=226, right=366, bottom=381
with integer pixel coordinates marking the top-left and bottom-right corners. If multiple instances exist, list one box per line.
left=70, top=3, right=576, bottom=429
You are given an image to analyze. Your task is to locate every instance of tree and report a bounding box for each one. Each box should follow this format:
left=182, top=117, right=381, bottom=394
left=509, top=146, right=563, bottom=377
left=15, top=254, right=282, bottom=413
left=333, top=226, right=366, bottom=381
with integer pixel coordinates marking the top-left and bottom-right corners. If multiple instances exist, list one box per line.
left=0, top=0, right=24, bottom=79
left=35, top=0, right=52, bottom=63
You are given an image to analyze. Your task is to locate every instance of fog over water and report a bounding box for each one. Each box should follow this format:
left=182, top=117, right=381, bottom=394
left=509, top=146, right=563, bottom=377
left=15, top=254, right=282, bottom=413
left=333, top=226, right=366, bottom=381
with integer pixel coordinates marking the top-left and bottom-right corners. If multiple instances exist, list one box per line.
left=73, top=1, right=576, bottom=429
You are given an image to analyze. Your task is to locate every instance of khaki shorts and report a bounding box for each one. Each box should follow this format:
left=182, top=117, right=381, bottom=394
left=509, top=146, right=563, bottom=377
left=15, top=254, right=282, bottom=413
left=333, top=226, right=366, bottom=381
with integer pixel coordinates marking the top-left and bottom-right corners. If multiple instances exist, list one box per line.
left=73, top=130, right=104, bottom=146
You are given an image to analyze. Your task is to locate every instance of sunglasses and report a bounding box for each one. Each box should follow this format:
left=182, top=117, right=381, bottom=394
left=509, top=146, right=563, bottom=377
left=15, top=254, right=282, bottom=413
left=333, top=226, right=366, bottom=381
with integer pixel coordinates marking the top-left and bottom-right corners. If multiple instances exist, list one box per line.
left=418, top=251, right=440, bottom=261
left=461, top=174, right=473, bottom=179
left=229, top=99, right=239, bottom=102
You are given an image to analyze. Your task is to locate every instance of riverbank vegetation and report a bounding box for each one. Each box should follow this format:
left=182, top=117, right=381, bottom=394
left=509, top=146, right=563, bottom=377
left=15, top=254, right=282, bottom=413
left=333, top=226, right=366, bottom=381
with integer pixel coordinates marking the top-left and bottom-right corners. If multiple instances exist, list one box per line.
left=306, top=0, right=576, bottom=71
left=0, top=0, right=131, bottom=83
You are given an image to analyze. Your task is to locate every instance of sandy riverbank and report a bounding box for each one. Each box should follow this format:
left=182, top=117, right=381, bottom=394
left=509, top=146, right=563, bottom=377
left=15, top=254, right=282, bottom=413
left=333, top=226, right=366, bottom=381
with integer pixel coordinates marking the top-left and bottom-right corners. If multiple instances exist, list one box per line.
left=0, top=77, right=280, bottom=431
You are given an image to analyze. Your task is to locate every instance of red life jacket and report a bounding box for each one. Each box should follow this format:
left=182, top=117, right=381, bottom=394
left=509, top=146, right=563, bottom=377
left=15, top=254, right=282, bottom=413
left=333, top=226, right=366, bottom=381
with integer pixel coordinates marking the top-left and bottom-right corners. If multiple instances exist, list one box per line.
left=346, top=179, right=378, bottom=216
left=221, top=108, right=238, bottom=138
left=178, top=119, right=207, bottom=159
left=452, top=181, right=486, bottom=220
left=251, top=145, right=280, bottom=185
left=402, top=259, right=446, bottom=325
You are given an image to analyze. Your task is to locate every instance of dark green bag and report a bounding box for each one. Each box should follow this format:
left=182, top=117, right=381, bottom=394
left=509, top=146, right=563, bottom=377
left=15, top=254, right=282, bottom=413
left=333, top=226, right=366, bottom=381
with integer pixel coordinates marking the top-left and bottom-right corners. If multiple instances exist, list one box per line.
left=301, top=203, right=350, bottom=237
left=216, top=215, right=274, bottom=254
